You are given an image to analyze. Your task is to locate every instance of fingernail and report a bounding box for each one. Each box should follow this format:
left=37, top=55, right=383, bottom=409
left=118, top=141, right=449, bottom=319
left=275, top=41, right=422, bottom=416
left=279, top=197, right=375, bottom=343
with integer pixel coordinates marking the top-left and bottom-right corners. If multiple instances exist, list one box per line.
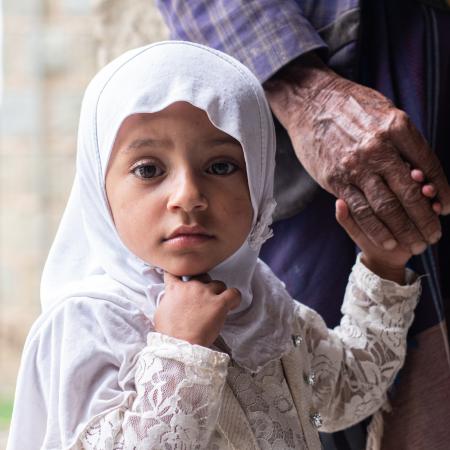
left=410, top=242, right=427, bottom=255
left=382, top=239, right=397, bottom=250
left=429, top=231, right=442, bottom=244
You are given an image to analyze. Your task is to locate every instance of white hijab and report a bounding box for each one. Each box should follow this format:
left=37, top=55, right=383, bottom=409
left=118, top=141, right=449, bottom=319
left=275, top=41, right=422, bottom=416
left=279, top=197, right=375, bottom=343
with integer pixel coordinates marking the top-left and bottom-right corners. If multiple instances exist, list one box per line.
left=39, top=41, right=294, bottom=372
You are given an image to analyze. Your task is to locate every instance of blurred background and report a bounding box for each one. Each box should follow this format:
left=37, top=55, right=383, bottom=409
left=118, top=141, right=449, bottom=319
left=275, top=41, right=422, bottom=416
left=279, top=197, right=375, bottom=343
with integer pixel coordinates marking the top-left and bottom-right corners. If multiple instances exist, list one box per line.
left=0, top=0, right=167, bottom=446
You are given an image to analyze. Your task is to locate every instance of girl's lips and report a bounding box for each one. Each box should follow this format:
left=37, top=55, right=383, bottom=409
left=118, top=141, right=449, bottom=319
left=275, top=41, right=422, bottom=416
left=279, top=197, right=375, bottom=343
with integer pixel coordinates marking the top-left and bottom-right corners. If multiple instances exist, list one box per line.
left=164, top=234, right=214, bottom=249
left=166, top=224, right=212, bottom=240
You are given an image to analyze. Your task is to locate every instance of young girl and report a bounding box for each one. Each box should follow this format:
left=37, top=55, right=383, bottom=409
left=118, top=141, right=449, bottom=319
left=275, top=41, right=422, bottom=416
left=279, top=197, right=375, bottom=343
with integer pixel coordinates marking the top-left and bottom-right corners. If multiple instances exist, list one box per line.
left=7, top=41, right=430, bottom=450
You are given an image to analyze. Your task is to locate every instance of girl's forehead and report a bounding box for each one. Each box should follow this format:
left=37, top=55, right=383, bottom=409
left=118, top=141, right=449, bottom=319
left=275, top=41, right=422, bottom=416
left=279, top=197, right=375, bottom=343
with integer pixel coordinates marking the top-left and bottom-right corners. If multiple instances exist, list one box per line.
left=115, top=102, right=243, bottom=148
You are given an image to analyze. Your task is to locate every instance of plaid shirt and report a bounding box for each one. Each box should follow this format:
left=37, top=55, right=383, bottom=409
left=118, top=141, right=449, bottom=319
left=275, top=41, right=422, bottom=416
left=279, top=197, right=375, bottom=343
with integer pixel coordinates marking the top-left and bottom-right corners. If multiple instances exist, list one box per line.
left=156, top=0, right=360, bottom=82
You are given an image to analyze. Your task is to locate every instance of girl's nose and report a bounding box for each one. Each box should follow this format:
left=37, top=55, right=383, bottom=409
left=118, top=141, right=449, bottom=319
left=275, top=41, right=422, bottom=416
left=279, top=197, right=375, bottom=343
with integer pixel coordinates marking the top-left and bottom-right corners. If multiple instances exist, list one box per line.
left=167, top=172, right=208, bottom=213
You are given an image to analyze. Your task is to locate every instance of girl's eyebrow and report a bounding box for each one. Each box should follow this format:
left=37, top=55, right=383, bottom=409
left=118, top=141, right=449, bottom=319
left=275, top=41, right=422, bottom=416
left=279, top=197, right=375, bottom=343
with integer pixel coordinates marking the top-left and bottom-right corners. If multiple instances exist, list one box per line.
left=208, top=136, right=241, bottom=147
left=125, top=138, right=171, bottom=152
left=124, top=136, right=241, bottom=152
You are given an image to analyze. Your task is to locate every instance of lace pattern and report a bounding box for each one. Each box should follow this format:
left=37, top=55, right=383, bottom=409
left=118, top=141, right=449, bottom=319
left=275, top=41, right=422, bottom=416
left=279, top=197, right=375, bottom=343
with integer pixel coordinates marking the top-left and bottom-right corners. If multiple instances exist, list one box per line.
left=77, top=258, right=421, bottom=448
left=227, top=359, right=308, bottom=449
left=78, top=334, right=229, bottom=449
left=303, top=256, right=420, bottom=432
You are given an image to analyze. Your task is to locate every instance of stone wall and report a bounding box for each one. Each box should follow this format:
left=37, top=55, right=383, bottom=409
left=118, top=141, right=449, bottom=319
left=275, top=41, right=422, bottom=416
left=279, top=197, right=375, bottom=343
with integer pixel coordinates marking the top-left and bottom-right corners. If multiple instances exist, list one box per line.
left=0, top=0, right=167, bottom=405
left=94, top=0, right=168, bottom=66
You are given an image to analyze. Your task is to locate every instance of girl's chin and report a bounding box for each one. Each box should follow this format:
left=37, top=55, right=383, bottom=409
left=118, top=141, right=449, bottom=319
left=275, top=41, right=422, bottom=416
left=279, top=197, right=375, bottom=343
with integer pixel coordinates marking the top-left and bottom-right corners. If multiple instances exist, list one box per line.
left=147, top=251, right=234, bottom=277
left=152, top=261, right=217, bottom=277
left=166, top=267, right=215, bottom=277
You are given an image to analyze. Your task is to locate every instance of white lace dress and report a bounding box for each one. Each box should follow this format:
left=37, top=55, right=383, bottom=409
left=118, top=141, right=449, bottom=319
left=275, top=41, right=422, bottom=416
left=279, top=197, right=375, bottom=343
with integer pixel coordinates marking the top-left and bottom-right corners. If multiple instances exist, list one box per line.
left=72, top=258, right=420, bottom=450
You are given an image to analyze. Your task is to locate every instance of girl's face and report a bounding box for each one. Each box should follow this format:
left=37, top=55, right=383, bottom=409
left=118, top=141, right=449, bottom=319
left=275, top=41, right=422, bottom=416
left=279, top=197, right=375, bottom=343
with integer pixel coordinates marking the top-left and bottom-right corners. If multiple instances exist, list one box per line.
left=106, top=102, right=253, bottom=276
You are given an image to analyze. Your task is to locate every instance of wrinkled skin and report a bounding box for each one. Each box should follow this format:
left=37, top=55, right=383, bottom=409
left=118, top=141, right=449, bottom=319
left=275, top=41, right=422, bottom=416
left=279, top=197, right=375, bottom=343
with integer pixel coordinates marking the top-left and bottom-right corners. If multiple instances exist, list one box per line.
left=265, top=53, right=450, bottom=255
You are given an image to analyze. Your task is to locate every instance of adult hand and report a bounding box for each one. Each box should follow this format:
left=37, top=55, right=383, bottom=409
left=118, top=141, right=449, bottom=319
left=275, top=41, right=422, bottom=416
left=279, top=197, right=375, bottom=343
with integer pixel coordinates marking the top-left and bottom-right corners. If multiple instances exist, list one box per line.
left=265, top=52, right=450, bottom=255
left=154, top=272, right=241, bottom=347
left=336, top=198, right=409, bottom=284
left=336, top=168, right=438, bottom=284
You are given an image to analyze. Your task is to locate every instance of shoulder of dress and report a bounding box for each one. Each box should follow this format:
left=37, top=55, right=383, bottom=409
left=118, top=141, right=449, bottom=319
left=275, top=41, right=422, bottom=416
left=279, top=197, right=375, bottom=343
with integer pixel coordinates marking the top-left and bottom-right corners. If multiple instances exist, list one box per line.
left=26, top=295, right=151, bottom=351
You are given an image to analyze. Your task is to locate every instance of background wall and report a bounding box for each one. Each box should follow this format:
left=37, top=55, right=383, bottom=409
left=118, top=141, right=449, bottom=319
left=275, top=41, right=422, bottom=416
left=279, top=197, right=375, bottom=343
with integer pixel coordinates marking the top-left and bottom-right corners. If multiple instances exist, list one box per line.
left=0, top=0, right=167, bottom=445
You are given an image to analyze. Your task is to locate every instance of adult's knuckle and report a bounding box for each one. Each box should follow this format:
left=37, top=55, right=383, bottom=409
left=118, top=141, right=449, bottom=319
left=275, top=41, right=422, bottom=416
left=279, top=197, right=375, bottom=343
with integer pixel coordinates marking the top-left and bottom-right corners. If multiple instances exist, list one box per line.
left=340, top=154, right=360, bottom=172
left=421, top=216, right=440, bottom=235
left=386, top=109, right=409, bottom=138
left=373, top=196, right=399, bottom=218
left=359, top=136, right=396, bottom=168
left=362, top=217, right=385, bottom=239
left=401, top=184, right=422, bottom=207
left=391, top=218, right=418, bottom=241
left=348, top=198, right=372, bottom=222
left=332, top=154, right=365, bottom=187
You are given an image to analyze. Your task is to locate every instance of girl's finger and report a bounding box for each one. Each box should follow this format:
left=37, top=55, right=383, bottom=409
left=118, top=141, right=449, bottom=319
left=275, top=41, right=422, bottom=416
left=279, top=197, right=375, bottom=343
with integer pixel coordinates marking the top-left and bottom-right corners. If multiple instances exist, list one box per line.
left=411, top=169, right=425, bottom=183
left=220, top=287, right=241, bottom=311
left=335, top=199, right=365, bottom=244
left=208, top=280, right=227, bottom=294
left=433, top=202, right=442, bottom=214
left=422, top=184, right=436, bottom=198
left=163, top=271, right=181, bottom=286
left=335, top=199, right=397, bottom=251
left=188, top=273, right=212, bottom=284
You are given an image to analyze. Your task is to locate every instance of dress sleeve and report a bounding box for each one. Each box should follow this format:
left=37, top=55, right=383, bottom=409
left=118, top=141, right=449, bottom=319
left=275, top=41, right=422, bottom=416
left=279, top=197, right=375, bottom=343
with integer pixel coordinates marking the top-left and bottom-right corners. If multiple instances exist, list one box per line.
left=76, top=332, right=229, bottom=449
left=6, top=298, right=229, bottom=450
left=296, top=255, right=421, bottom=432
left=155, top=0, right=327, bottom=82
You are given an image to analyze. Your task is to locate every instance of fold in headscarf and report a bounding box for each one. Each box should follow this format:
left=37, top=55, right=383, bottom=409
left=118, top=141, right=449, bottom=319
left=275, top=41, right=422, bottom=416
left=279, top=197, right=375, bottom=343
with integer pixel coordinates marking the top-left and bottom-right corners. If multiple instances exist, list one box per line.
left=40, top=41, right=295, bottom=372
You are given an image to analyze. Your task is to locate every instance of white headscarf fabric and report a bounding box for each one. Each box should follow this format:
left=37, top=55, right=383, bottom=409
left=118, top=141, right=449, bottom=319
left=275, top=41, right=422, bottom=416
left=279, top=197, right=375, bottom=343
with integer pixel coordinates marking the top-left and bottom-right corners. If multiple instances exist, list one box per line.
left=38, top=41, right=295, bottom=372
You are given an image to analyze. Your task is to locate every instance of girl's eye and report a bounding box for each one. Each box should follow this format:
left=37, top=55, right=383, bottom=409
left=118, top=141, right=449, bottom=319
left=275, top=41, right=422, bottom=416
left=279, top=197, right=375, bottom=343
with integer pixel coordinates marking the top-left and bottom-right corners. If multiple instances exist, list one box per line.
left=207, top=161, right=238, bottom=176
left=132, top=164, right=164, bottom=179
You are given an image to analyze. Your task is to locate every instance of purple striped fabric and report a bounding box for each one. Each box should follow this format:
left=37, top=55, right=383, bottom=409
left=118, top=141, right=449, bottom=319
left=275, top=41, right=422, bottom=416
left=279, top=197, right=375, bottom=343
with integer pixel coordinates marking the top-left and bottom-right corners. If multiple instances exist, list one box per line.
left=156, top=0, right=329, bottom=82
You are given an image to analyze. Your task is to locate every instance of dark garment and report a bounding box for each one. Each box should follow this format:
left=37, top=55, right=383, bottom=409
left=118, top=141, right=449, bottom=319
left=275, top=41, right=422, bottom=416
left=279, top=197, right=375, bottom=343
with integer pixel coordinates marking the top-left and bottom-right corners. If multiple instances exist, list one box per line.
left=359, top=0, right=450, bottom=336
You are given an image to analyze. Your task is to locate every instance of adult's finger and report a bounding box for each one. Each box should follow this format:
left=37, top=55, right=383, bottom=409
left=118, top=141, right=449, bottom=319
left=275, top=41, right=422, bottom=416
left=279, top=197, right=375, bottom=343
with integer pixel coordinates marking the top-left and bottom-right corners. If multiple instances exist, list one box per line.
left=341, top=185, right=397, bottom=250
left=390, top=111, right=450, bottom=214
left=381, top=153, right=442, bottom=244
left=360, top=173, right=428, bottom=252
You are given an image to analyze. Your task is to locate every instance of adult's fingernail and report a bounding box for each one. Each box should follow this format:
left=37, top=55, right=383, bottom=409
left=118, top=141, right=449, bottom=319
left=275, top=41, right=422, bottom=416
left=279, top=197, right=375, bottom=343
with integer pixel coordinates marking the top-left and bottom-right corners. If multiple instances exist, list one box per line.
left=429, top=231, right=442, bottom=244
left=410, top=242, right=427, bottom=255
left=382, top=239, right=397, bottom=250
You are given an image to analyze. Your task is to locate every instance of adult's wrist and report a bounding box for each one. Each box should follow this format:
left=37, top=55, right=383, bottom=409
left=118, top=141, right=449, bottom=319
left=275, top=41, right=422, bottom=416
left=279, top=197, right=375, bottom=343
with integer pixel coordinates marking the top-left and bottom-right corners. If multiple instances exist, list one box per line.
left=263, top=52, right=340, bottom=129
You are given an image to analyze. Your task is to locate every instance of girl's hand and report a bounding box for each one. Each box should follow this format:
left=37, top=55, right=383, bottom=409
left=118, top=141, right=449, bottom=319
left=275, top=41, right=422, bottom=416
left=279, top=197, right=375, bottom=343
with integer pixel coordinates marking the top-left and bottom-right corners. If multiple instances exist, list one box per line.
left=335, top=169, right=441, bottom=284
left=154, top=272, right=241, bottom=347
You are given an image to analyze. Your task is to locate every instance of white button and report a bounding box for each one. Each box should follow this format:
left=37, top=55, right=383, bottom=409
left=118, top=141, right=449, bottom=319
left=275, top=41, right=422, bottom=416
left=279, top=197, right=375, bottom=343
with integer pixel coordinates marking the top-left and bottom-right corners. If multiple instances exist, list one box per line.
left=303, top=370, right=316, bottom=386
left=292, top=335, right=303, bottom=346
left=310, top=412, right=323, bottom=428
